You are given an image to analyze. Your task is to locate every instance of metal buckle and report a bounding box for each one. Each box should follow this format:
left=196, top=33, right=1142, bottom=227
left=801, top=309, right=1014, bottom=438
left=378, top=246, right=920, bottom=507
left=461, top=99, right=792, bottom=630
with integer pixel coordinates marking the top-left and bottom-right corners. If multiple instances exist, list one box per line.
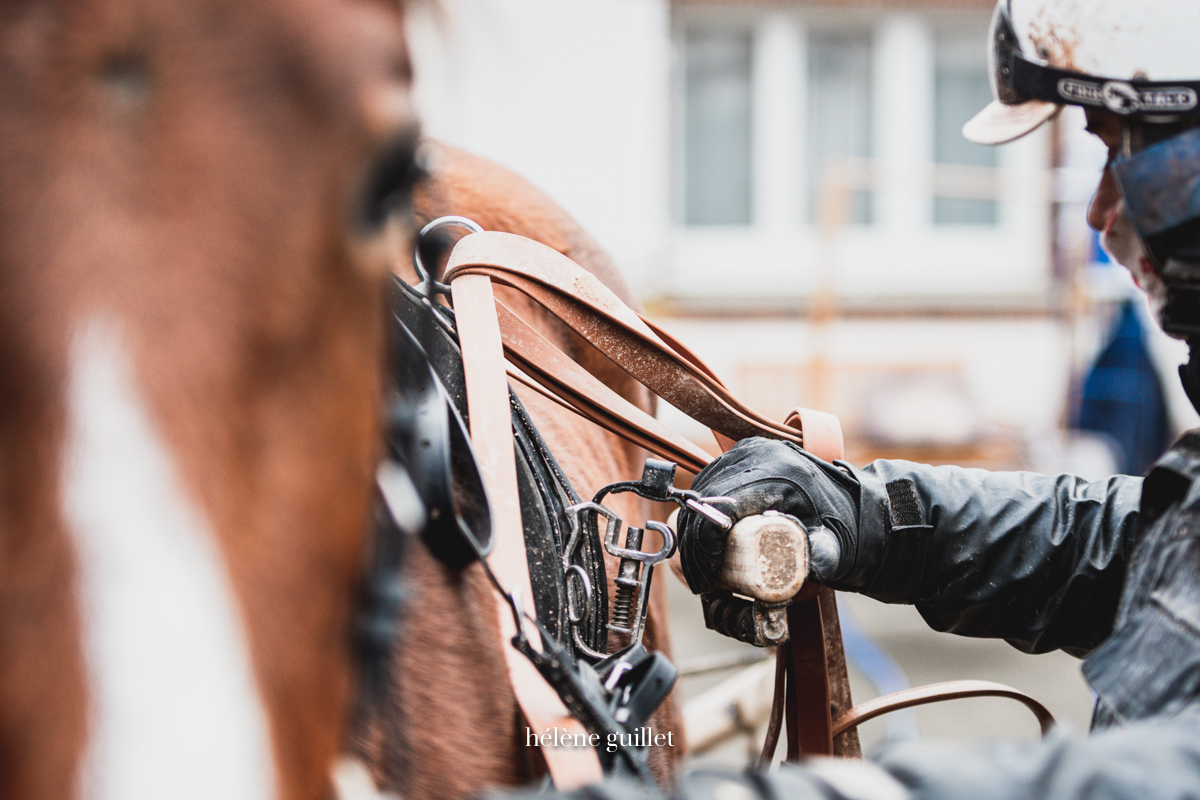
left=564, top=501, right=675, bottom=657
left=563, top=458, right=742, bottom=659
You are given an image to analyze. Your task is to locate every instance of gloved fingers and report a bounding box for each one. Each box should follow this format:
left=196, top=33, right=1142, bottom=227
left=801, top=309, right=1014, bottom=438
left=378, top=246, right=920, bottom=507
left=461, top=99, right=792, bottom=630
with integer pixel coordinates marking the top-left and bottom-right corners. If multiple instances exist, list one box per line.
left=693, top=439, right=853, bottom=502
left=678, top=437, right=861, bottom=594
left=679, top=482, right=818, bottom=594
left=679, top=440, right=821, bottom=594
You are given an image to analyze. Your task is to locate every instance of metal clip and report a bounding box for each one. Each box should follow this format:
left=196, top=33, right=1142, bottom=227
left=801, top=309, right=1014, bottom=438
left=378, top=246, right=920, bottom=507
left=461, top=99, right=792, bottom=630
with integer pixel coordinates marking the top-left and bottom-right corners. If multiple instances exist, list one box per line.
left=580, top=458, right=797, bottom=650
left=563, top=502, right=617, bottom=660
left=605, top=519, right=675, bottom=645
left=602, top=459, right=798, bottom=647
left=598, top=458, right=734, bottom=528
left=700, top=591, right=790, bottom=647
left=565, top=500, right=676, bottom=651
left=679, top=492, right=734, bottom=530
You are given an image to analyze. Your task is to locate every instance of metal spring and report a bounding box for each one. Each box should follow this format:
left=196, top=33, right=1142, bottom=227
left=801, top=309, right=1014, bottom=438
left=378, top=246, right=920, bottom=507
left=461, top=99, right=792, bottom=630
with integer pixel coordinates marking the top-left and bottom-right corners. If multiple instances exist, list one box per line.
left=610, top=525, right=644, bottom=632
left=612, top=582, right=635, bottom=628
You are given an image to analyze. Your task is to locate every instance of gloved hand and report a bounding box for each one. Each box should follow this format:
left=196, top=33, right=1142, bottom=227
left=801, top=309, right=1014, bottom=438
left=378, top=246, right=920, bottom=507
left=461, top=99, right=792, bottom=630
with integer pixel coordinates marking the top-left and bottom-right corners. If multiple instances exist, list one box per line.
left=677, top=437, right=862, bottom=595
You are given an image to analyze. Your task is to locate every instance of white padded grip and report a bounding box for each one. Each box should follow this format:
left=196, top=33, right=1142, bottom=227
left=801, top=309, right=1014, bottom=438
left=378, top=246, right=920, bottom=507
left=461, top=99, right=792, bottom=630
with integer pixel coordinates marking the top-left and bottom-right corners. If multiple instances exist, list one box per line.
left=667, top=510, right=809, bottom=603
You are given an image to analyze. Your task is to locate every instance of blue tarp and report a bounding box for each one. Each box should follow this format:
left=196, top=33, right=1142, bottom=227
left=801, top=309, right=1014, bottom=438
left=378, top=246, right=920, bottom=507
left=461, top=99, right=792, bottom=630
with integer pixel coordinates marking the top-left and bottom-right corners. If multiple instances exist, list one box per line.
left=1073, top=300, right=1172, bottom=476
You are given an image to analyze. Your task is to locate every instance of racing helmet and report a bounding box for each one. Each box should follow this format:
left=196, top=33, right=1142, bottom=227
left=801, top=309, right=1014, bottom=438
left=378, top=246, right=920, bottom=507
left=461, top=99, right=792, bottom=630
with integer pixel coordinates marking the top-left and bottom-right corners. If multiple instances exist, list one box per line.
left=964, top=0, right=1200, bottom=145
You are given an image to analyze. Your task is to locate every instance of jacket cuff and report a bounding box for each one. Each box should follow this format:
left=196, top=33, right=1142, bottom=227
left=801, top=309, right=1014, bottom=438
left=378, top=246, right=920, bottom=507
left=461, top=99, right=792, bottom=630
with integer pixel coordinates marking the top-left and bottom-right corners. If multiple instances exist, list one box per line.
left=831, top=460, right=933, bottom=604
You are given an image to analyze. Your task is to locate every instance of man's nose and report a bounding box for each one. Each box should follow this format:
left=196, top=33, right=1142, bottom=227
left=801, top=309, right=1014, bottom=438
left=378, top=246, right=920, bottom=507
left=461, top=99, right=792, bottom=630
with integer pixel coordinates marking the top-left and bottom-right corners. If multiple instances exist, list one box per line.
left=1088, top=167, right=1122, bottom=232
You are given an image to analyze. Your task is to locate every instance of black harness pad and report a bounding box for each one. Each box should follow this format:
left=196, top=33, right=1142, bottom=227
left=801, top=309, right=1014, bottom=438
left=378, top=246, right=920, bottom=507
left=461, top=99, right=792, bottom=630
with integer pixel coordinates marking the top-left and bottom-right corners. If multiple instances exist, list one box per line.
left=389, top=279, right=609, bottom=655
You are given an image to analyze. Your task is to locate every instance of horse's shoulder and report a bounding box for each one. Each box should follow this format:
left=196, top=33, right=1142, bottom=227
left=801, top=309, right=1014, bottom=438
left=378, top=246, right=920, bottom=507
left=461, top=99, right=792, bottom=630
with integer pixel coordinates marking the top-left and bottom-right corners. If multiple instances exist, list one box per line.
left=413, top=140, right=652, bottom=415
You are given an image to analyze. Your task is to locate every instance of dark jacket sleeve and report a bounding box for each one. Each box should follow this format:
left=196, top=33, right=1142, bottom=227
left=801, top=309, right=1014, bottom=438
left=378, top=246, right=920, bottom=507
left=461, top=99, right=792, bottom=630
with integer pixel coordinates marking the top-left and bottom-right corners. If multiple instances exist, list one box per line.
left=870, top=709, right=1200, bottom=800
left=833, top=460, right=1142, bottom=656
left=485, top=709, right=1200, bottom=800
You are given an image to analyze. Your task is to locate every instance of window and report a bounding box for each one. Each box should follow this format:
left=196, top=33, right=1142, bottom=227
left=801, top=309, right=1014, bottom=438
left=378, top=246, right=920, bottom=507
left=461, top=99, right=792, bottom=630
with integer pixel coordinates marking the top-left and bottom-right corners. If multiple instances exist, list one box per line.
left=807, top=32, right=873, bottom=225
left=682, top=29, right=753, bottom=225
left=933, top=33, right=998, bottom=225
left=676, top=14, right=1008, bottom=233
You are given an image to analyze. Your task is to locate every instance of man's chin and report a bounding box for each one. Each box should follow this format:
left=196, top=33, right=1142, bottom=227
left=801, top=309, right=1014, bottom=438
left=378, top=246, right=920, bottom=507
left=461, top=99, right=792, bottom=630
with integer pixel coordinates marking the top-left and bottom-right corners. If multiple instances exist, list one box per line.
left=1101, top=232, right=1177, bottom=336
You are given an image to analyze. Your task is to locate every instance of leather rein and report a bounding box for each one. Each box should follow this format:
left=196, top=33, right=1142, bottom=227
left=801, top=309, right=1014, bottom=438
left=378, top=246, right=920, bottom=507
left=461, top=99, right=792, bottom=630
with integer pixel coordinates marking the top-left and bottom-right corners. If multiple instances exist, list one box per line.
left=440, top=229, right=1056, bottom=764
left=358, top=220, right=1056, bottom=790
left=440, top=229, right=865, bottom=764
left=360, top=219, right=688, bottom=789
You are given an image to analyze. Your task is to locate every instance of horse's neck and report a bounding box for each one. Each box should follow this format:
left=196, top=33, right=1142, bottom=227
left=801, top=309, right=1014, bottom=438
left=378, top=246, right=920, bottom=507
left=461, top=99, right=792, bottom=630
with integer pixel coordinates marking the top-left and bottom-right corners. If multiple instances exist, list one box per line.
left=383, top=145, right=683, bottom=793
left=413, top=141, right=654, bottom=416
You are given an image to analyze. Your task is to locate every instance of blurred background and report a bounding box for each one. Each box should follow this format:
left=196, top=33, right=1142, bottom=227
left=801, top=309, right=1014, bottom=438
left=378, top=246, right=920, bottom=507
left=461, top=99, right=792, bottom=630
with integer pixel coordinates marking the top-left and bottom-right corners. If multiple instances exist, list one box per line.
left=406, top=0, right=1196, bottom=767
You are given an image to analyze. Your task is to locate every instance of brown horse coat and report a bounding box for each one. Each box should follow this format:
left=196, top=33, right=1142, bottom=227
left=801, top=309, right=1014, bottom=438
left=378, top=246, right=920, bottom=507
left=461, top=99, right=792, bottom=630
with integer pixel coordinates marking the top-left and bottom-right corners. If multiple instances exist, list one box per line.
left=0, top=3, right=417, bottom=799
left=357, top=141, right=682, bottom=799
left=0, top=2, right=679, bottom=797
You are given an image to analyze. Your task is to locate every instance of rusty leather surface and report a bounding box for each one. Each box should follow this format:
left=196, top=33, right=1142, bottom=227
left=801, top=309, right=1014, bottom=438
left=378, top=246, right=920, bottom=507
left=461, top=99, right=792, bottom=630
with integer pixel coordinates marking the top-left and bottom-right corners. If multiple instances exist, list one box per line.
left=443, top=232, right=846, bottom=463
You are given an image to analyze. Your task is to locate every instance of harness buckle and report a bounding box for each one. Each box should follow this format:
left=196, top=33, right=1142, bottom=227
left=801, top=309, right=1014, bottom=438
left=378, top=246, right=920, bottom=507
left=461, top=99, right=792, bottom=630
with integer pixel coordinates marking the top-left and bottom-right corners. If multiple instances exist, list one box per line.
left=564, top=502, right=675, bottom=653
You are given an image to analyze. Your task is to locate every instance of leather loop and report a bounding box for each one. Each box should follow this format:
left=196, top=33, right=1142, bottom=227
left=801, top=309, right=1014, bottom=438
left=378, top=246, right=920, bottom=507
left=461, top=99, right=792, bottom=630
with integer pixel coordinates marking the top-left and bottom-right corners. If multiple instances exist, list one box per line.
left=832, top=680, right=1056, bottom=738
left=784, top=407, right=845, bottom=464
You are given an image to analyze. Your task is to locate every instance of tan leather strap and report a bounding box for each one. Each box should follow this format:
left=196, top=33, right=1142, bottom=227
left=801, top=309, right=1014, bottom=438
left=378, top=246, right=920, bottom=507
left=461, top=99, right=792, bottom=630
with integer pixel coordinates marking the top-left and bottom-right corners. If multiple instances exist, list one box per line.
left=442, top=231, right=850, bottom=766
left=443, top=232, right=845, bottom=462
left=833, top=680, right=1056, bottom=738
left=780, top=588, right=860, bottom=758
left=784, top=407, right=844, bottom=467
left=785, top=593, right=833, bottom=756
left=492, top=299, right=713, bottom=473
left=451, top=274, right=604, bottom=789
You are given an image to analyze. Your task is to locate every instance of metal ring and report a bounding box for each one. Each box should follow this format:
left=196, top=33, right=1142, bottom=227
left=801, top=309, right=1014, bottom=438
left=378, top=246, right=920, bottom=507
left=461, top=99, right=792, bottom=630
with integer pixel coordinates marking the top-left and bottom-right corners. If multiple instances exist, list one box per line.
left=412, top=215, right=484, bottom=296
left=564, top=564, right=592, bottom=626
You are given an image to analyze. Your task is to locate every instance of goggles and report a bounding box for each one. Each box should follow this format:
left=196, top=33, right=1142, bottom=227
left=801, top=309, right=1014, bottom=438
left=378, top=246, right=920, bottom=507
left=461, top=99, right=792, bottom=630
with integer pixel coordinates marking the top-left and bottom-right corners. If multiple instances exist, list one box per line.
left=1113, top=126, right=1200, bottom=338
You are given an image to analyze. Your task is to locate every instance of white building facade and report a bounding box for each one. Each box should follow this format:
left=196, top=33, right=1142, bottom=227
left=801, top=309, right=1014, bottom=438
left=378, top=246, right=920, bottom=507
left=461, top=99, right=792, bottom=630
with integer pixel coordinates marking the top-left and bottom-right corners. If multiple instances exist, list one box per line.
left=409, top=0, right=1193, bottom=472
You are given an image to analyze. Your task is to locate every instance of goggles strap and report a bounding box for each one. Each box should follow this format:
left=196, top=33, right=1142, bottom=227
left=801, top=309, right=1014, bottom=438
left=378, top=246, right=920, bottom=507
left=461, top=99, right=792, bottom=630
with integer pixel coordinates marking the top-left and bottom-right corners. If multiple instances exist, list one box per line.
left=1008, top=53, right=1200, bottom=117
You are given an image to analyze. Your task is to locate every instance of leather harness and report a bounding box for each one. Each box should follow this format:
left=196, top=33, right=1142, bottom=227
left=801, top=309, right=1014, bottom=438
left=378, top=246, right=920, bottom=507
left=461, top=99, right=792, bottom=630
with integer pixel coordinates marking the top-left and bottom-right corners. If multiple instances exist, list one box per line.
left=441, top=231, right=866, bottom=767
left=363, top=222, right=1057, bottom=791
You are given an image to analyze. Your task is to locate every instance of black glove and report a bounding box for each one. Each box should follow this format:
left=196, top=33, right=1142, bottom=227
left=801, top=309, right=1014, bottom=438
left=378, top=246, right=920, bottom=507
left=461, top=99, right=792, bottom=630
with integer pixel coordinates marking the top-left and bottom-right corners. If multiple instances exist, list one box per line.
left=678, top=437, right=862, bottom=595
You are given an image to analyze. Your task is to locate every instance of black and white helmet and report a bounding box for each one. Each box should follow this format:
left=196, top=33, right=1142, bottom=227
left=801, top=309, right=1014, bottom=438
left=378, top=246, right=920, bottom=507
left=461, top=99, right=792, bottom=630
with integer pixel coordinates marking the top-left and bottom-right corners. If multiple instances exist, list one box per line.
left=964, top=0, right=1200, bottom=145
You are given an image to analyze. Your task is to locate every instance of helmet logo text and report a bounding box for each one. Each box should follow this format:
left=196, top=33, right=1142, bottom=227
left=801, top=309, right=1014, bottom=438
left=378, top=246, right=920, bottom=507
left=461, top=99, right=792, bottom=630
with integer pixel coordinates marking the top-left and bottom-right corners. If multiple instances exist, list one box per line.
left=1058, top=78, right=1104, bottom=106
left=1102, top=81, right=1142, bottom=114
left=1057, top=78, right=1198, bottom=115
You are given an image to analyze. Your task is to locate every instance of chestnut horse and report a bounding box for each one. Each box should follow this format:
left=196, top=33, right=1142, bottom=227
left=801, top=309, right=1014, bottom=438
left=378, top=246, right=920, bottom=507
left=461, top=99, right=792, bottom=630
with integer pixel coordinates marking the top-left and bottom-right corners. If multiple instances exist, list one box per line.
left=0, top=2, right=417, bottom=800
left=354, top=141, right=682, bottom=799
left=0, top=2, right=678, bottom=799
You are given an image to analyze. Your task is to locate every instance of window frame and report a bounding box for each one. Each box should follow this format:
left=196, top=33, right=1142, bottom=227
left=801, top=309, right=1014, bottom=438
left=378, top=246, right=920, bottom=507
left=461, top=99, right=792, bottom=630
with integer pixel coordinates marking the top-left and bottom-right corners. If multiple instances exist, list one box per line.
left=668, top=7, right=1052, bottom=308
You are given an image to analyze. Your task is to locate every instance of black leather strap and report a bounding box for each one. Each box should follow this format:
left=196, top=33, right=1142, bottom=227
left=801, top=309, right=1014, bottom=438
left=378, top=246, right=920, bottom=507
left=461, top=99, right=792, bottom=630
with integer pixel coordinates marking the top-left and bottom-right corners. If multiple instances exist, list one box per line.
left=390, top=276, right=608, bottom=650
left=388, top=297, right=492, bottom=568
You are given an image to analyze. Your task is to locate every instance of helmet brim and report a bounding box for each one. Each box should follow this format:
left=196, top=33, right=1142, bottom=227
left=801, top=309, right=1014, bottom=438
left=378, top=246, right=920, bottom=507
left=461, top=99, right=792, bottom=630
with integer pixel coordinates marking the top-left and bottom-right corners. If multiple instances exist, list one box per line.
left=962, top=99, right=1061, bottom=145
